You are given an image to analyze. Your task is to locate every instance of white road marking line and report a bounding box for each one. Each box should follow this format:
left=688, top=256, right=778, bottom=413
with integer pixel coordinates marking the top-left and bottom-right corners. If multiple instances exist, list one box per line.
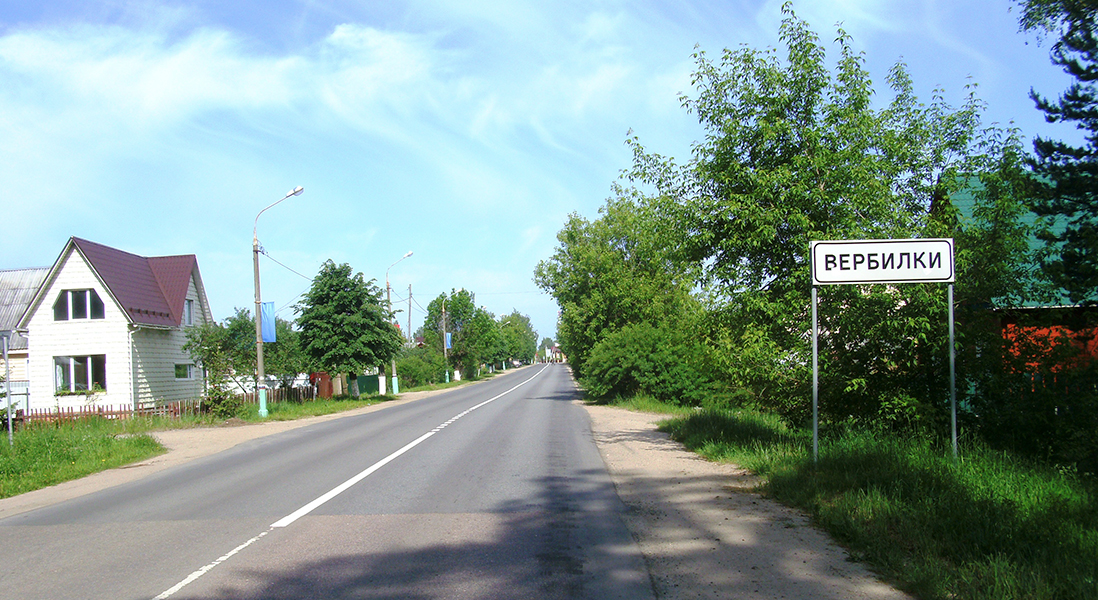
left=153, top=531, right=269, bottom=599
left=151, top=364, right=550, bottom=600
left=272, top=363, right=548, bottom=528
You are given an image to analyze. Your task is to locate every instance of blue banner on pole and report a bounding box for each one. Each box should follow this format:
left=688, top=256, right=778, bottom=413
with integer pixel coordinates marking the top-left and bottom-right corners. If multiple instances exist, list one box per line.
left=261, top=302, right=277, bottom=343
left=445, top=332, right=452, bottom=349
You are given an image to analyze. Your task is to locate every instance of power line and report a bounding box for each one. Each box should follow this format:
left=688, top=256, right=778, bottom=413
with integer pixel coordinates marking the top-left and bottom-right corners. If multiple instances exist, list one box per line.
left=260, top=249, right=314, bottom=282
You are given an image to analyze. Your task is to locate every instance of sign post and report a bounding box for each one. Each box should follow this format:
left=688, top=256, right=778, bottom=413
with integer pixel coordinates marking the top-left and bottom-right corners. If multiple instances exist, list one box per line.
left=809, top=238, right=957, bottom=461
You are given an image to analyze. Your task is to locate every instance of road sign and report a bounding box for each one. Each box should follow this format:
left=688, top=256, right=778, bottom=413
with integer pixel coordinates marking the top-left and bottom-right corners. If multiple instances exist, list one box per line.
left=811, top=238, right=954, bottom=285
left=808, top=237, right=959, bottom=461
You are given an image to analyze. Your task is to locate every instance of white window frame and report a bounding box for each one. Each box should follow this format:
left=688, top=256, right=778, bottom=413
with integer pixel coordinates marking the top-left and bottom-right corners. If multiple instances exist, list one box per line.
left=174, top=363, right=194, bottom=380
left=53, top=289, right=105, bottom=321
left=184, top=298, right=195, bottom=326
left=54, top=355, right=107, bottom=393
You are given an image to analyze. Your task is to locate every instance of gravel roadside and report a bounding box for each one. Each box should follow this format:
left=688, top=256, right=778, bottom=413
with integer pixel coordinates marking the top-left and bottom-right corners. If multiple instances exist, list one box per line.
left=585, top=402, right=914, bottom=600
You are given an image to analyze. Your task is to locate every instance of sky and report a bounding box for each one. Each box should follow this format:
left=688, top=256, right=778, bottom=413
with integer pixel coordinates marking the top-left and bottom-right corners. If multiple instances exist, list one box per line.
left=0, top=0, right=1081, bottom=343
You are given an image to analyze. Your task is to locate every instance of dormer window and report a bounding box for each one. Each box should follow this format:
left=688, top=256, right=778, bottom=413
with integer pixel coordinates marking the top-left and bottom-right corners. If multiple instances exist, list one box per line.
left=54, top=289, right=105, bottom=321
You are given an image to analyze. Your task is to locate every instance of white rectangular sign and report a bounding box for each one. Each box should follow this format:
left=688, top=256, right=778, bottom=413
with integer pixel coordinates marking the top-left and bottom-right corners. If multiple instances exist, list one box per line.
left=811, top=238, right=954, bottom=285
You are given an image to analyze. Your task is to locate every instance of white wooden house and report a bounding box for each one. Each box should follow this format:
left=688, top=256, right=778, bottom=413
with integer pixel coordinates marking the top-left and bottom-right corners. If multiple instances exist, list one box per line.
left=17, top=237, right=212, bottom=411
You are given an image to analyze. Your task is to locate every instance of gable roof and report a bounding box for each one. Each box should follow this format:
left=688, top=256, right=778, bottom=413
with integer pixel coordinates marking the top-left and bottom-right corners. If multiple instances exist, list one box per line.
left=20, top=237, right=203, bottom=329
left=0, top=267, right=49, bottom=350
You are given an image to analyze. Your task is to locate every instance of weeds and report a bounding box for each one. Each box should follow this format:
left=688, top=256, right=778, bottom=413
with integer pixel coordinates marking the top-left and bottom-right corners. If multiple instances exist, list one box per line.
left=0, top=418, right=163, bottom=499
left=660, top=408, right=1098, bottom=600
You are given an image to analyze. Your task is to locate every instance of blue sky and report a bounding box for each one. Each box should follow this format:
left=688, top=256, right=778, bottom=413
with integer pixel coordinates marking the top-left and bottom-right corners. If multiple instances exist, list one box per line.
left=0, top=0, right=1079, bottom=342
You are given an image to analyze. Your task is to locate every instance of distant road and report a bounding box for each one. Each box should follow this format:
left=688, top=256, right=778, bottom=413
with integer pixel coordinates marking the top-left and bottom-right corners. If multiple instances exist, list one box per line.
left=0, top=364, right=655, bottom=599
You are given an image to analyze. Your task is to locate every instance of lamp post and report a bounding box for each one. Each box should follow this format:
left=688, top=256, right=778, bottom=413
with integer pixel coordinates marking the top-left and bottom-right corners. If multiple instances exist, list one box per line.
left=386, top=251, right=413, bottom=394
left=253, top=186, right=304, bottom=418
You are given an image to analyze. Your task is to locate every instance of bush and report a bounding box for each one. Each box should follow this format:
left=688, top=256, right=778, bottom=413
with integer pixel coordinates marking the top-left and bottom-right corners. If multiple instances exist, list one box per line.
left=203, top=387, right=244, bottom=420
left=581, top=321, right=715, bottom=406
left=396, top=346, right=448, bottom=388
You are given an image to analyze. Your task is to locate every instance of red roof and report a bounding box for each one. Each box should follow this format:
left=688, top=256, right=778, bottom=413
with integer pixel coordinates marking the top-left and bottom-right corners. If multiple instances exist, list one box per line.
left=72, top=238, right=198, bottom=327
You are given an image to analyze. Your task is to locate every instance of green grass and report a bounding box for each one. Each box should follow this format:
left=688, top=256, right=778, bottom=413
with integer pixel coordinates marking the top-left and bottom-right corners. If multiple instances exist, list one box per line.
left=0, top=418, right=164, bottom=499
left=660, top=408, right=1098, bottom=600
left=588, top=393, right=697, bottom=416
left=246, top=396, right=388, bottom=422
left=403, top=380, right=468, bottom=393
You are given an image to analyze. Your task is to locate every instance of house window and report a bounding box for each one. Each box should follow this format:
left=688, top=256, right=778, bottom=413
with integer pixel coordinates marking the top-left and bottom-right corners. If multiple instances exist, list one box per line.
left=54, top=355, right=106, bottom=392
left=53, top=290, right=105, bottom=321
left=184, top=299, right=195, bottom=326
left=175, top=364, right=194, bottom=379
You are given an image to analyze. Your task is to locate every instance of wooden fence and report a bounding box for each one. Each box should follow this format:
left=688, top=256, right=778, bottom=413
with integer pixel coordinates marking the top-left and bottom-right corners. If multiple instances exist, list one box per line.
left=4, top=385, right=317, bottom=427
left=238, top=386, right=317, bottom=404
left=15, top=399, right=204, bottom=426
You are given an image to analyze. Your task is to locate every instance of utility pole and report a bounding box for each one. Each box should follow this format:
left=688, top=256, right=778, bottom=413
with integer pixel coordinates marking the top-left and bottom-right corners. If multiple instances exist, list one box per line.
left=442, top=295, right=449, bottom=382
left=407, top=284, right=412, bottom=340
left=385, top=251, right=412, bottom=395
left=253, top=186, right=303, bottom=418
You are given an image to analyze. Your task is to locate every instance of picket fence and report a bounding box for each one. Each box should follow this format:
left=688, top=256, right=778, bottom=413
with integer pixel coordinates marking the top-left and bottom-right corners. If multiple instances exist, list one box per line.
left=17, top=400, right=203, bottom=425
left=8, top=385, right=317, bottom=427
left=239, top=385, right=317, bottom=404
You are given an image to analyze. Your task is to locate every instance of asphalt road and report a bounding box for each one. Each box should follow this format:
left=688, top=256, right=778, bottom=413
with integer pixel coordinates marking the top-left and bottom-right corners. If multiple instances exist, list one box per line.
left=0, top=364, right=655, bottom=600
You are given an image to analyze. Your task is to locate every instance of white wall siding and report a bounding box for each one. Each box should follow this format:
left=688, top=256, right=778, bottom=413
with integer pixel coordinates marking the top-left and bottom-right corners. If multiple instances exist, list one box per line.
left=131, top=273, right=209, bottom=405
left=25, top=250, right=133, bottom=412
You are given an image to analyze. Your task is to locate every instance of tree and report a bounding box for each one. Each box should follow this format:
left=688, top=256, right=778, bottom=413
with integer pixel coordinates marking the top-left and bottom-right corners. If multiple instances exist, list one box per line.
left=422, top=289, right=475, bottom=378
left=395, top=345, right=448, bottom=388
left=499, top=311, right=538, bottom=364
left=464, top=306, right=501, bottom=376
left=552, top=4, right=1033, bottom=425
left=265, top=318, right=308, bottom=389
left=1018, top=0, right=1098, bottom=302
left=295, top=260, right=402, bottom=394
left=222, top=308, right=259, bottom=391
left=183, top=322, right=244, bottom=418
left=535, top=195, right=698, bottom=380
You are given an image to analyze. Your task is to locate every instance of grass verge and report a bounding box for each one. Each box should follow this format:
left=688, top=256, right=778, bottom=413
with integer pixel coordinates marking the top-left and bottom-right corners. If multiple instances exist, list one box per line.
left=588, top=393, right=696, bottom=416
left=0, top=419, right=164, bottom=499
left=659, top=407, right=1098, bottom=600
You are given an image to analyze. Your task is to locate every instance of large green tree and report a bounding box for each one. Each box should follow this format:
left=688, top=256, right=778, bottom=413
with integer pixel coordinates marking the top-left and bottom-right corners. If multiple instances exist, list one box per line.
left=295, top=260, right=402, bottom=394
left=499, top=310, right=538, bottom=364
left=543, top=5, right=1033, bottom=424
left=535, top=195, right=698, bottom=382
left=1018, top=0, right=1098, bottom=302
left=421, top=289, right=487, bottom=378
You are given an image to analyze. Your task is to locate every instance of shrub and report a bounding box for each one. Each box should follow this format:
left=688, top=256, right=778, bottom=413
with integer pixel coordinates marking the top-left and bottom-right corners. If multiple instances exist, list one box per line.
left=581, top=321, right=715, bottom=406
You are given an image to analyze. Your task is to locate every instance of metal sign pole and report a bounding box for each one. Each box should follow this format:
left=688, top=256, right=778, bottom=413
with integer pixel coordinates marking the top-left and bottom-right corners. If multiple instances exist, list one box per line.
left=812, top=286, right=819, bottom=464
left=810, top=238, right=956, bottom=462
left=949, top=283, right=957, bottom=459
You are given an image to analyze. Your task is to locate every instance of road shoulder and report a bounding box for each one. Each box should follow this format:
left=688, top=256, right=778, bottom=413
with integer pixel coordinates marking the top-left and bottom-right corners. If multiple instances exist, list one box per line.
left=584, top=403, right=914, bottom=600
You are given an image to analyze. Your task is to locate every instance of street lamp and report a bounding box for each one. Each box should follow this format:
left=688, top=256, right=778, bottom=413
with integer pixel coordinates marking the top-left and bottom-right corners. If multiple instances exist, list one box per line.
left=386, top=250, right=413, bottom=394
left=253, top=186, right=304, bottom=418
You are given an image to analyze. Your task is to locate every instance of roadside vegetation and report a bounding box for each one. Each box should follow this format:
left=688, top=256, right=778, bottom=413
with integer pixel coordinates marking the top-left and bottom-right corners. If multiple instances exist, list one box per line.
left=592, top=395, right=1097, bottom=600
left=663, top=407, right=1097, bottom=600
left=0, top=418, right=162, bottom=499
left=548, top=2, right=1098, bottom=599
